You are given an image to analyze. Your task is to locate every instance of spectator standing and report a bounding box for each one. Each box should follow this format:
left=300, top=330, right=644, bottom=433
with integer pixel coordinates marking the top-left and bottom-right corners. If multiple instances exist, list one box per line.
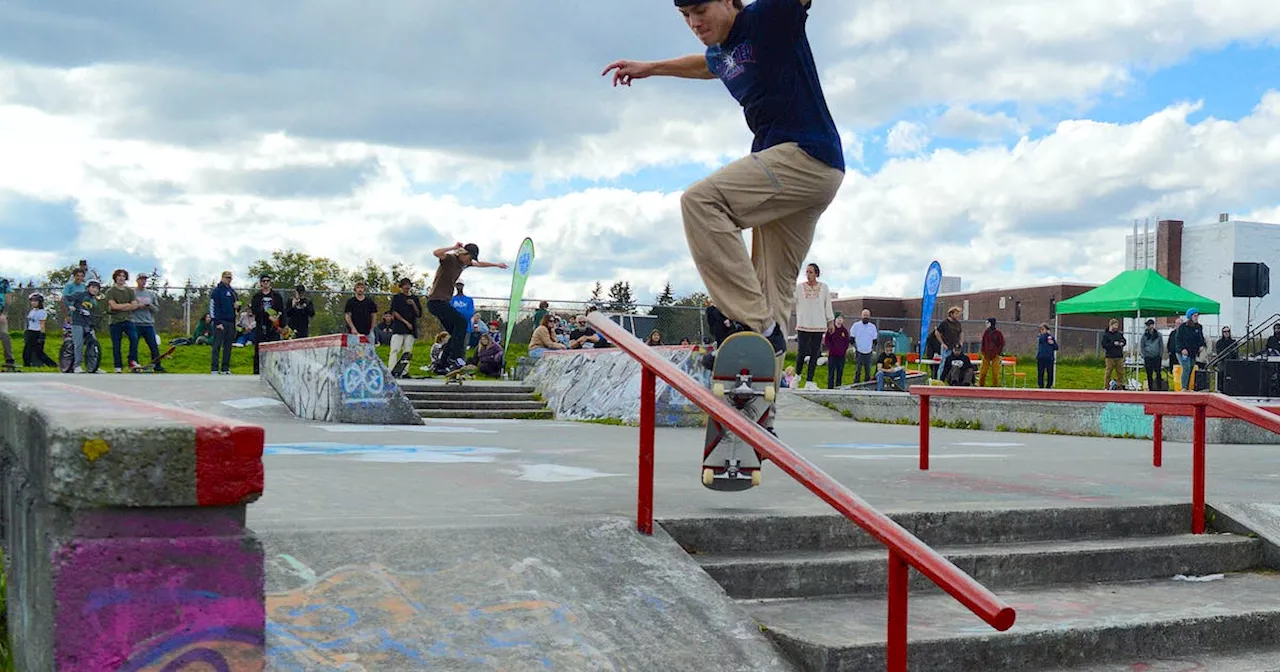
left=1214, top=326, right=1238, bottom=361
left=0, top=277, right=16, bottom=369
left=67, top=280, right=101, bottom=372
left=285, top=285, right=315, bottom=339
left=104, top=269, right=140, bottom=372
left=1140, top=319, right=1165, bottom=391
left=978, top=318, right=1005, bottom=387
left=793, top=263, right=834, bottom=390
left=344, top=281, right=379, bottom=339
left=824, top=315, right=850, bottom=388
left=209, top=271, right=237, bottom=374
left=934, top=306, right=963, bottom=362
left=130, top=273, right=165, bottom=372
left=250, top=274, right=285, bottom=375
left=22, top=293, right=57, bottom=368
left=849, top=309, right=877, bottom=384
left=1036, top=323, right=1059, bottom=388
left=61, top=268, right=87, bottom=322
left=389, top=277, right=422, bottom=371
left=1167, top=316, right=1184, bottom=373
left=1175, top=308, right=1207, bottom=391
left=1102, top=319, right=1127, bottom=389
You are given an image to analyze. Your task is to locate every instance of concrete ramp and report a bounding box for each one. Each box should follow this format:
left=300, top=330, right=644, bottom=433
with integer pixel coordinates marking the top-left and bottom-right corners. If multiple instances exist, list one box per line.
left=260, top=334, right=421, bottom=425
left=523, top=346, right=711, bottom=426
left=261, top=519, right=793, bottom=670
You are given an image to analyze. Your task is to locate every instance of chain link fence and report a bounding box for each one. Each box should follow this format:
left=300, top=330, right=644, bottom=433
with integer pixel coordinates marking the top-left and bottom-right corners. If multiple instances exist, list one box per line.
left=7, top=285, right=1125, bottom=356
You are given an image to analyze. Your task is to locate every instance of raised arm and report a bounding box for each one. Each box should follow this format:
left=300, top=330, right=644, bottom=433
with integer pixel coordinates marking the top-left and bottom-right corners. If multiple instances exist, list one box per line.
left=602, top=54, right=715, bottom=86
left=433, top=242, right=463, bottom=259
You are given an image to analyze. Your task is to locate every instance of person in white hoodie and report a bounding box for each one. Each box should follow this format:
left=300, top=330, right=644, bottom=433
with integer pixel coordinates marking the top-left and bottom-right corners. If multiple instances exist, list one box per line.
left=794, top=262, right=834, bottom=388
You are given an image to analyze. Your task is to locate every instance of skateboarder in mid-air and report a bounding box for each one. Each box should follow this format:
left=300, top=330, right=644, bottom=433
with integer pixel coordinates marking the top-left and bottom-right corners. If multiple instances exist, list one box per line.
left=603, top=0, right=845, bottom=357
left=426, top=243, right=507, bottom=376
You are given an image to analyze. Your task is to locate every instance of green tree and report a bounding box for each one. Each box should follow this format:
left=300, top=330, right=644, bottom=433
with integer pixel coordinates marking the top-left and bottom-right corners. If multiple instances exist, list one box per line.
left=247, top=249, right=349, bottom=291
left=607, top=281, right=636, bottom=313
left=656, top=282, right=675, bottom=307
left=388, top=262, right=431, bottom=294
left=352, top=258, right=394, bottom=293
left=675, top=291, right=709, bottom=307
left=590, top=281, right=603, bottom=304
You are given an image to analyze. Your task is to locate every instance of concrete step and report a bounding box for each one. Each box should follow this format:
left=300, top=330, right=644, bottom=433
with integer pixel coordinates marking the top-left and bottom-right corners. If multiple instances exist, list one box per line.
left=745, top=571, right=1280, bottom=671
left=1045, top=645, right=1280, bottom=671
left=413, top=400, right=550, bottom=412
left=696, top=534, right=1262, bottom=600
left=400, top=383, right=535, bottom=395
left=406, top=392, right=540, bottom=403
left=417, top=409, right=554, bottom=420
left=661, top=504, right=1192, bottom=555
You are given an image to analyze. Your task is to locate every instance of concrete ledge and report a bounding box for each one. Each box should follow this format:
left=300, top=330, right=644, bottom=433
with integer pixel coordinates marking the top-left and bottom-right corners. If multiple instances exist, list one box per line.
left=523, top=346, right=712, bottom=427
left=260, top=334, right=421, bottom=425
left=799, top=389, right=1280, bottom=444
left=0, top=383, right=266, bottom=670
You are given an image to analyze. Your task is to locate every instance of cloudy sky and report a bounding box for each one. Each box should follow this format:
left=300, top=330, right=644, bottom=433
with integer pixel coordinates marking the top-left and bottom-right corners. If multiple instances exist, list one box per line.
left=2, top=1, right=1280, bottom=302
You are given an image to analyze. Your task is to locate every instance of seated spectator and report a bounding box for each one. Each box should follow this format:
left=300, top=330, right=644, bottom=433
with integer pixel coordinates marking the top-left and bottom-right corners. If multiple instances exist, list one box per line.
left=781, top=365, right=798, bottom=389
left=430, top=332, right=450, bottom=370
left=233, top=307, right=255, bottom=346
left=569, top=315, right=600, bottom=349
left=473, top=333, right=504, bottom=376
left=528, top=314, right=567, bottom=358
left=469, top=313, right=491, bottom=349
left=375, top=312, right=394, bottom=346
left=942, top=347, right=976, bottom=386
left=172, top=313, right=214, bottom=346
left=875, top=341, right=908, bottom=392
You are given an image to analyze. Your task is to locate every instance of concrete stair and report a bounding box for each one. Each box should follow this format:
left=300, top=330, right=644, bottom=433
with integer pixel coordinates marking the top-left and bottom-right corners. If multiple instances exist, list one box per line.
left=660, top=505, right=1280, bottom=671
left=401, top=382, right=553, bottom=420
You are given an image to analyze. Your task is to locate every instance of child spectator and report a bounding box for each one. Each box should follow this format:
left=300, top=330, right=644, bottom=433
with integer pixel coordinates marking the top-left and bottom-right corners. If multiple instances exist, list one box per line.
left=824, top=315, right=850, bottom=388
left=23, top=293, right=58, bottom=368
left=67, top=281, right=102, bottom=372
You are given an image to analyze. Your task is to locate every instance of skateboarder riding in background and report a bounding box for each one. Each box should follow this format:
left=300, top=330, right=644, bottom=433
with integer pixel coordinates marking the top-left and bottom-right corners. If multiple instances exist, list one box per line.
left=426, top=242, right=507, bottom=376
left=603, top=0, right=845, bottom=357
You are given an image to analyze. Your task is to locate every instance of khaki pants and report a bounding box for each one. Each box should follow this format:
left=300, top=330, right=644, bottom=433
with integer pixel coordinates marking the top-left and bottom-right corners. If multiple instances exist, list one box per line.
left=1104, top=357, right=1124, bottom=389
left=979, top=355, right=1001, bottom=387
left=681, top=143, right=844, bottom=334
left=389, top=333, right=415, bottom=369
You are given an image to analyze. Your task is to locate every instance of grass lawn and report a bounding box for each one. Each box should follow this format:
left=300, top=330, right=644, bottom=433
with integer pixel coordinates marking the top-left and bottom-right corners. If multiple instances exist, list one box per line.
left=11, top=331, right=529, bottom=379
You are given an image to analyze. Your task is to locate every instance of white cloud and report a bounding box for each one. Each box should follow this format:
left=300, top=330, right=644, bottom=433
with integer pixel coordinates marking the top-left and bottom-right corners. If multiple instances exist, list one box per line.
left=934, top=106, right=1025, bottom=141
left=885, top=121, right=931, bottom=155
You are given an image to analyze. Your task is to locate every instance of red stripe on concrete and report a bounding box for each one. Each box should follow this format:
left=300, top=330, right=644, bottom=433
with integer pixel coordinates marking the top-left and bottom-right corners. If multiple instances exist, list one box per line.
left=258, top=334, right=368, bottom=352
left=46, top=383, right=264, bottom=507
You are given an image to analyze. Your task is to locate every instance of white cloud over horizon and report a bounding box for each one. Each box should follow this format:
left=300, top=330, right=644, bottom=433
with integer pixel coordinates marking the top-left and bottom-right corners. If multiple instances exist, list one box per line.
left=2, top=0, right=1280, bottom=305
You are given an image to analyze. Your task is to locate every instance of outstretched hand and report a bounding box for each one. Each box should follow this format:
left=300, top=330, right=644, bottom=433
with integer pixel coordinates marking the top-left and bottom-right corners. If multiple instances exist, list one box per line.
left=602, top=60, right=653, bottom=87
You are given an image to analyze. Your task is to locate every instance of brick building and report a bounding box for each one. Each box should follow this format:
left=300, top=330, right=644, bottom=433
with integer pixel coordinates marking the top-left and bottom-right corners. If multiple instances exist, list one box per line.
left=791, top=283, right=1110, bottom=356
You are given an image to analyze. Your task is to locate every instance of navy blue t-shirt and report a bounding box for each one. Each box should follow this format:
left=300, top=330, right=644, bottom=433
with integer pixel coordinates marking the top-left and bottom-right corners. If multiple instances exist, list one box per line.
left=705, top=0, right=844, bottom=172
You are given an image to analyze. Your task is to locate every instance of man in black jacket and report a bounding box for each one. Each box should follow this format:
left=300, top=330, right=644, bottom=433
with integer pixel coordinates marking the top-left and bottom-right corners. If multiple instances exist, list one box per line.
left=285, top=285, right=316, bottom=339
left=1102, top=319, right=1127, bottom=390
left=1175, top=308, right=1207, bottom=391
left=250, top=274, right=286, bottom=375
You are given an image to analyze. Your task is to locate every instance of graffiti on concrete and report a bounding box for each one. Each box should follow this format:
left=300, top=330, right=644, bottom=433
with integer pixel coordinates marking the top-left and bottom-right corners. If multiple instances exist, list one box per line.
left=265, top=559, right=617, bottom=670
left=53, top=530, right=265, bottom=670
left=264, top=442, right=517, bottom=463
left=340, top=345, right=389, bottom=406
left=263, top=341, right=340, bottom=421
left=1099, top=403, right=1154, bottom=439
left=523, top=346, right=711, bottom=427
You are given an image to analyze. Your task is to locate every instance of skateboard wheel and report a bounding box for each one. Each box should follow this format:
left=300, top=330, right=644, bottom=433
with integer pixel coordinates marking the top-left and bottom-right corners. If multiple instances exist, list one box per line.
left=751, top=471, right=761, bottom=487
left=763, top=386, right=775, bottom=403
left=712, top=383, right=726, bottom=397
left=702, top=468, right=714, bottom=486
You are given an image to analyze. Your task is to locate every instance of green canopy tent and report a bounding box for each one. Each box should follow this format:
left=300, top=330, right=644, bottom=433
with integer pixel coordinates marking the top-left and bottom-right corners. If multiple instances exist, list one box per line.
left=1052, top=269, right=1220, bottom=388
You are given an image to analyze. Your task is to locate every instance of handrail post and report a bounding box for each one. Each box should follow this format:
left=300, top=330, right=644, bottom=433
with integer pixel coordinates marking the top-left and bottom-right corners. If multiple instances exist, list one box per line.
left=1192, top=403, right=1206, bottom=535
left=638, top=368, right=656, bottom=535
left=1152, top=414, right=1163, bottom=467
left=919, top=392, right=930, bottom=470
left=887, top=550, right=909, bottom=671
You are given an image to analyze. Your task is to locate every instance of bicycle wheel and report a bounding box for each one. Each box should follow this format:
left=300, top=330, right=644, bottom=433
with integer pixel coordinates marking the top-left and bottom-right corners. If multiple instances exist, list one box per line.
left=85, top=339, right=102, bottom=373
left=59, top=338, right=74, bottom=373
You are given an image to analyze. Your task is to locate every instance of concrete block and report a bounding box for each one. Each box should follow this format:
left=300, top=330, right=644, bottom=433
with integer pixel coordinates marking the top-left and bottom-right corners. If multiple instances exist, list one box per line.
left=523, top=346, right=713, bottom=426
left=260, top=334, right=422, bottom=425
left=800, top=389, right=1280, bottom=444
left=0, top=383, right=266, bottom=670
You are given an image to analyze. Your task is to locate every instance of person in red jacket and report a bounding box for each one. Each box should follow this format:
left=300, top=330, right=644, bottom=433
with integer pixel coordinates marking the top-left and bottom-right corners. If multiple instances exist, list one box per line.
left=979, top=317, right=1006, bottom=387
left=823, top=315, right=850, bottom=388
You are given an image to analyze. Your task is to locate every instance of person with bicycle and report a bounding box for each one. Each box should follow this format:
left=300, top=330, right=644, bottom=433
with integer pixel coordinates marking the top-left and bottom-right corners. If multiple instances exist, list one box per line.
left=66, top=280, right=102, bottom=373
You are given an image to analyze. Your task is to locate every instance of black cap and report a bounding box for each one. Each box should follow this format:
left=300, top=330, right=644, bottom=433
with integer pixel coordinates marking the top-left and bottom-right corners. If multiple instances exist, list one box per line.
left=259, top=273, right=271, bottom=281
left=295, top=284, right=306, bottom=293
left=463, top=243, right=480, bottom=260
left=987, top=317, right=997, bottom=325
left=1145, top=318, right=1155, bottom=325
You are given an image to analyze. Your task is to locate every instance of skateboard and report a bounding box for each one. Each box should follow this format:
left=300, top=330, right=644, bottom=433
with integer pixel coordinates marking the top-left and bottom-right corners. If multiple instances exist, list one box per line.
left=130, top=345, right=177, bottom=373
left=390, top=351, right=413, bottom=378
left=702, top=331, right=778, bottom=491
left=443, top=364, right=477, bottom=386
left=1, top=363, right=18, bottom=373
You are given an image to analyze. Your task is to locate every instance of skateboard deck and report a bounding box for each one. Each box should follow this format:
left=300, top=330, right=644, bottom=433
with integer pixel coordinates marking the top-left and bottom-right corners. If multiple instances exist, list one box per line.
left=444, top=364, right=477, bottom=385
left=702, top=331, right=779, bottom=492
left=130, top=346, right=177, bottom=373
left=390, top=352, right=413, bottom=378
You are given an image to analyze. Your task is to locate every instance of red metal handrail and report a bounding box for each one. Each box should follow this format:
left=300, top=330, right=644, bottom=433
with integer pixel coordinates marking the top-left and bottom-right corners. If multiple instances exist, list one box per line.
left=587, top=314, right=1015, bottom=671
left=911, top=386, right=1280, bottom=535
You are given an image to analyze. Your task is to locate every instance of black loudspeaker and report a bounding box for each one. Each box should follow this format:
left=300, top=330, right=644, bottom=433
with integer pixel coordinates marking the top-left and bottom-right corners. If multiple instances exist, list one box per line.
left=1233, top=262, right=1271, bottom=298
left=1221, top=360, right=1265, bottom=396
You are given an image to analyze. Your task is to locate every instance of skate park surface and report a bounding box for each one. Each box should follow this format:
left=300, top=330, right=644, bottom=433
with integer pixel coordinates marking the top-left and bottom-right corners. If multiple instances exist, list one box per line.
left=20, top=372, right=1280, bottom=669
